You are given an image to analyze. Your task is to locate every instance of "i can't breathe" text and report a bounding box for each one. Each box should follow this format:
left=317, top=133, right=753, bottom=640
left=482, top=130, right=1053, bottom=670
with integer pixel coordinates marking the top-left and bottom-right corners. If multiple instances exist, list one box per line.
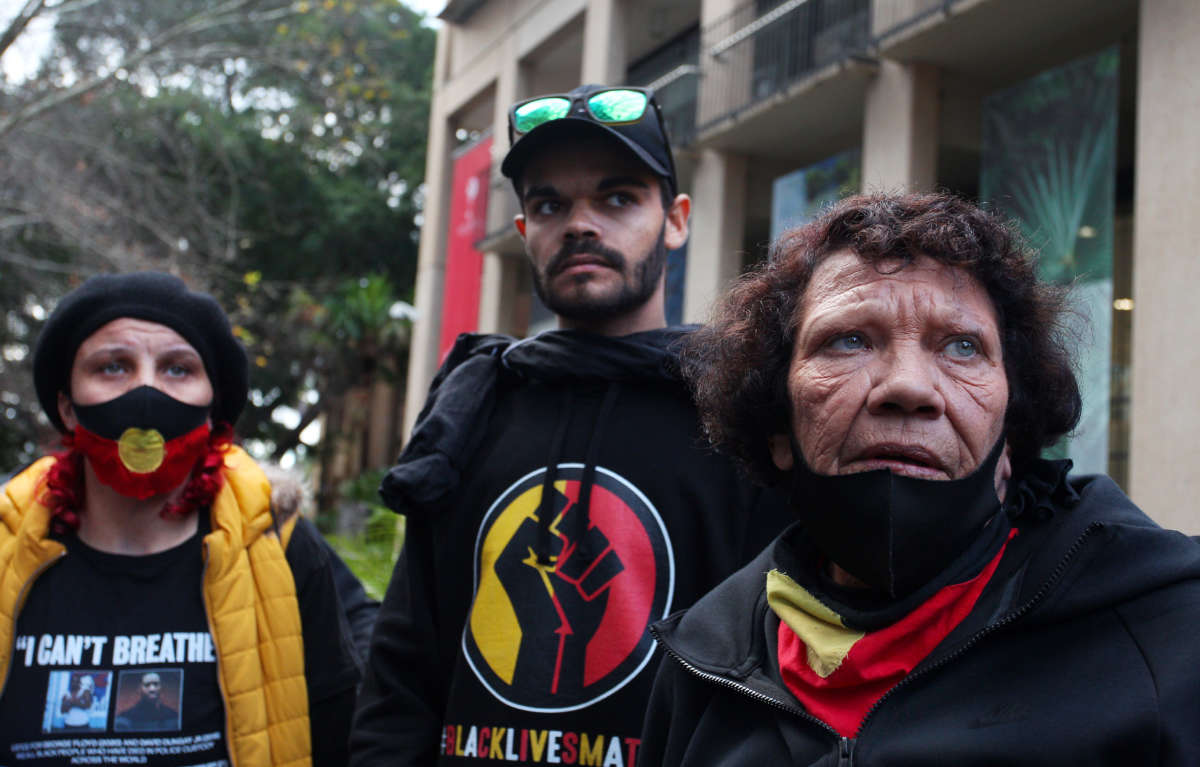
left=13, top=632, right=216, bottom=667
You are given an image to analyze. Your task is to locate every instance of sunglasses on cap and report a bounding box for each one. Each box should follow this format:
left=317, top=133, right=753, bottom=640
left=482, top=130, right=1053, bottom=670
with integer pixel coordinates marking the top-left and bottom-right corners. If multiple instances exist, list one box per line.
left=506, top=86, right=677, bottom=194
left=510, top=87, right=658, bottom=136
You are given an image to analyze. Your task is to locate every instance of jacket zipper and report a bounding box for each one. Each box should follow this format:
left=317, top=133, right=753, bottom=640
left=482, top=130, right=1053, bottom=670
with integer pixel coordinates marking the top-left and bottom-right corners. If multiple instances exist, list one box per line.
left=649, top=624, right=853, bottom=760
left=838, top=736, right=855, bottom=765
left=0, top=549, right=66, bottom=699
left=853, top=521, right=1104, bottom=737
left=201, top=540, right=238, bottom=767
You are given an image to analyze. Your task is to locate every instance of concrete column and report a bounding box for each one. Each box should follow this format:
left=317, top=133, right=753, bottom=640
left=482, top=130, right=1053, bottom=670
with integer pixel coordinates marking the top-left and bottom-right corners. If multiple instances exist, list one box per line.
left=477, top=253, right=505, bottom=334
left=698, top=0, right=750, bottom=127
left=403, top=27, right=456, bottom=439
left=1129, top=0, right=1200, bottom=533
left=701, top=0, right=741, bottom=26
left=683, top=149, right=747, bottom=323
left=582, top=0, right=629, bottom=84
left=491, top=45, right=529, bottom=170
left=690, top=0, right=751, bottom=321
left=861, top=60, right=939, bottom=193
left=476, top=48, right=529, bottom=338
left=478, top=254, right=525, bottom=335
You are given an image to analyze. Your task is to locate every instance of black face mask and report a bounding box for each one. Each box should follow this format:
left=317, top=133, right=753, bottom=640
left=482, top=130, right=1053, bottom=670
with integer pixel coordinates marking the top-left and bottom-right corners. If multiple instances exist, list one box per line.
left=71, top=385, right=212, bottom=500
left=787, top=437, right=1008, bottom=599
left=73, top=385, right=210, bottom=442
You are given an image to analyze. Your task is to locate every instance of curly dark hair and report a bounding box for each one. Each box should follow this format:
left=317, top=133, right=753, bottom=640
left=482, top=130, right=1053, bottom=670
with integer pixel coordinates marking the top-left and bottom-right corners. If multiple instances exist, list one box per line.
left=682, top=192, right=1082, bottom=485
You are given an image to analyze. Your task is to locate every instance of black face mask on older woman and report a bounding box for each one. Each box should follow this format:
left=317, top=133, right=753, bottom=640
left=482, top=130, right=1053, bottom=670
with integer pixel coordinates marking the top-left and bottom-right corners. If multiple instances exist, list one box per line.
left=786, top=437, right=1008, bottom=599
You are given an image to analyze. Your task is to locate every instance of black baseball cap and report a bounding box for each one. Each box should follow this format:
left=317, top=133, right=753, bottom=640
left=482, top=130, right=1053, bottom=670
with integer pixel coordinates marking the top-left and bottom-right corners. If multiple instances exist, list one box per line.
left=500, top=84, right=678, bottom=197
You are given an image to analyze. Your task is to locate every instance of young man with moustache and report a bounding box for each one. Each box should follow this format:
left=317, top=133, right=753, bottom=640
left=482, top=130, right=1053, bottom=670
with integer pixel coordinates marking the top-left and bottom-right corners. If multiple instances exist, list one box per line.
left=350, top=85, right=792, bottom=766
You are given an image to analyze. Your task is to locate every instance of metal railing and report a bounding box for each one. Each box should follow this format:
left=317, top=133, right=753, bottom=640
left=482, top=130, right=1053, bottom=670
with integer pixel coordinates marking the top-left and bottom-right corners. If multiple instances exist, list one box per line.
left=697, top=0, right=871, bottom=132
left=628, top=26, right=702, bottom=148
left=649, top=66, right=701, bottom=148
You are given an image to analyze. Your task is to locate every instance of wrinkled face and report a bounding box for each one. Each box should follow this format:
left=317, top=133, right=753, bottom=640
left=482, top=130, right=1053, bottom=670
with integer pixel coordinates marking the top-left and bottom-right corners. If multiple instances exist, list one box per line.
left=58, top=317, right=214, bottom=429
left=141, top=673, right=161, bottom=700
left=770, top=251, right=1010, bottom=483
left=515, top=135, right=688, bottom=325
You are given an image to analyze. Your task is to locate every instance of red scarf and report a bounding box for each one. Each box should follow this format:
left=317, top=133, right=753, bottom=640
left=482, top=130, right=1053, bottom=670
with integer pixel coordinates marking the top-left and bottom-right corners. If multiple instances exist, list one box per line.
left=73, top=423, right=211, bottom=500
left=773, top=530, right=1016, bottom=737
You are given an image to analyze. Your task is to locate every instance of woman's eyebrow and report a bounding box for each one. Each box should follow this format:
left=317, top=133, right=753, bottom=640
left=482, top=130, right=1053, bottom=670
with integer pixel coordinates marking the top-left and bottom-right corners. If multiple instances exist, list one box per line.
left=77, top=344, right=133, bottom=358
left=159, top=346, right=203, bottom=360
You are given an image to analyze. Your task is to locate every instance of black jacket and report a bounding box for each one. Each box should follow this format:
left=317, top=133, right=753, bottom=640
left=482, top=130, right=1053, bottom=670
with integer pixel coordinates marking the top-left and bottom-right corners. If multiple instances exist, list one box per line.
left=351, top=329, right=794, bottom=766
left=643, top=462, right=1200, bottom=765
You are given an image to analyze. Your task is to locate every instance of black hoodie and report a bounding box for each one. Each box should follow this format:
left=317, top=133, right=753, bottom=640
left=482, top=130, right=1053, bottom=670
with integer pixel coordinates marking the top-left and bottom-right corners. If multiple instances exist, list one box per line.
left=643, top=461, right=1200, bottom=765
left=351, top=329, right=793, bottom=766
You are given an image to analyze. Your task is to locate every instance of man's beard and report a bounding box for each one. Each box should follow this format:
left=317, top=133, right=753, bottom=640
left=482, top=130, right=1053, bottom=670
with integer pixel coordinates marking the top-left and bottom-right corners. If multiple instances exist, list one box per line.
left=530, top=226, right=668, bottom=323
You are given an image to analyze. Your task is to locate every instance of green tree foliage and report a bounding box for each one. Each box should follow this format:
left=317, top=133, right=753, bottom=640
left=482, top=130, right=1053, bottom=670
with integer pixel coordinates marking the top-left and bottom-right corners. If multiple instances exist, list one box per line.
left=0, top=0, right=435, bottom=511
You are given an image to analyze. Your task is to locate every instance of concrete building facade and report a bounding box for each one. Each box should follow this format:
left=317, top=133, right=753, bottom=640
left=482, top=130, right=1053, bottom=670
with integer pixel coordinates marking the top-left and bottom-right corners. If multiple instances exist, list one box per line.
left=406, top=0, right=1200, bottom=532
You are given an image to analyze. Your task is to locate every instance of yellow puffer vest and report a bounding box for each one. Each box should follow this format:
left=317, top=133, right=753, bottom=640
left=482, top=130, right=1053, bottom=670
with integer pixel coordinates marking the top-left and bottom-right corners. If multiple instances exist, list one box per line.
left=0, top=446, right=311, bottom=767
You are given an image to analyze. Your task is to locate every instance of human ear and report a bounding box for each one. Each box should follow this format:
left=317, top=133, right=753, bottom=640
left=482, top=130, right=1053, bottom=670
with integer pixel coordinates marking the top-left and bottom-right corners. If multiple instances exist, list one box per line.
left=663, top=193, right=690, bottom=250
left=994, top=441, right=1012, bottom=503
left=768, top=434, right=794, bottom=471
left=57, top=391, right=78, bottom=432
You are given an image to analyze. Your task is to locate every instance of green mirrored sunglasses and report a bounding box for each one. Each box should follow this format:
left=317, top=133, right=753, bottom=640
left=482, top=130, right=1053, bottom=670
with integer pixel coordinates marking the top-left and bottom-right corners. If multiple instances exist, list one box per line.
left=510, top=88, right=651, bottom=136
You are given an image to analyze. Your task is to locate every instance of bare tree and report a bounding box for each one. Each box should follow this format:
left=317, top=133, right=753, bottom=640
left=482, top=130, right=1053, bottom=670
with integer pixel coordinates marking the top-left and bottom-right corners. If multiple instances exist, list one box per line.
left=0, top=0, right=434, bottom=507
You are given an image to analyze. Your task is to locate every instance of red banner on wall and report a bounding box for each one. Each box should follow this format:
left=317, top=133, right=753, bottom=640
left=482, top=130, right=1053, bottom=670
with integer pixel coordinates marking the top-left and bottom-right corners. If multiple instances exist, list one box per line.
left=439, top=135, right=493, bottom=358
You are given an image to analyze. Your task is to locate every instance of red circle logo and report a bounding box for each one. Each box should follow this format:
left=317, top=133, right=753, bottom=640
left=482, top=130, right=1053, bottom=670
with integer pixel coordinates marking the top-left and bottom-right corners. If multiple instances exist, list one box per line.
left=462, top=464, right=675, bottom=712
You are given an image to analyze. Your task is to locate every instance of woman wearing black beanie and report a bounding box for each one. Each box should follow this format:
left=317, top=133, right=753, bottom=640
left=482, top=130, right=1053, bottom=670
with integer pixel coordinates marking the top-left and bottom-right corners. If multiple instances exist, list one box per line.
left=0, top=272, right=360, bottom=766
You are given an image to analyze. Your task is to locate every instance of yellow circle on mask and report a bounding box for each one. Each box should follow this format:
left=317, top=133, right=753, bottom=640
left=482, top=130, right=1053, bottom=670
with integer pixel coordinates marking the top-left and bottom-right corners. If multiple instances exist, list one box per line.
left=118, top=428, right=166, bottom=473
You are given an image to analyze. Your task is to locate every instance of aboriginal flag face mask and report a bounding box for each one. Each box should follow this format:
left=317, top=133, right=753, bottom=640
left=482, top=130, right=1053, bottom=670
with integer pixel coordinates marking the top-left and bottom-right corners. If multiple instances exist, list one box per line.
left=71, top=385, right=211, bottom=500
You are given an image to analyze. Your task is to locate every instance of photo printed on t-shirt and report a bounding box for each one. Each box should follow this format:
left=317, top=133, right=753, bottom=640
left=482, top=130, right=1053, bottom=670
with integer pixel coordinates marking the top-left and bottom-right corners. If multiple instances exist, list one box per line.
left=41, top=669, right=112, bottom=733
left=113, top=668, right=184, bottom=732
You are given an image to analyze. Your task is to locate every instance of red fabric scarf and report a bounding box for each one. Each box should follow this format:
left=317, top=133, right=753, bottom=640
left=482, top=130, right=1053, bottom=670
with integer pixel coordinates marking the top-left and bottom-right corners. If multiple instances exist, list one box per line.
left=73, top=423, right=211, bottom=500
left=776, top=530, right=1016, bottom=737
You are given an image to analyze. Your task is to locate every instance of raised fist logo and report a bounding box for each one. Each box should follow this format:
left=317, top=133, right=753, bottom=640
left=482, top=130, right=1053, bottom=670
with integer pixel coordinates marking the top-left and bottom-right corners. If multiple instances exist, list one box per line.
left=464, top=464, right=674, bottom=712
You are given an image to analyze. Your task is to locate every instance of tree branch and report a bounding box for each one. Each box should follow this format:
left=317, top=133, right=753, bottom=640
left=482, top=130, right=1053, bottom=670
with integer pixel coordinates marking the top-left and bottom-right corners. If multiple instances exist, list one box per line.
left=272, top=404, right=324, bottom=459
left=0, top=249, right=93, bottom=275
left=0, top=0, right=48, bottom=63
left=0, top=0, right=296, bottom=139
left=0, top=213, right=46, bottom=230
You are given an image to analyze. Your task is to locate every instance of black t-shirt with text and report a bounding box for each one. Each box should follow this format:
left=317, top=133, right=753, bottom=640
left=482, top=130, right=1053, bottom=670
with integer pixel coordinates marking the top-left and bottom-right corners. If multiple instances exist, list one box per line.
left=0, top=513, right=361, bottom=767
left=0, top=523, right=228, bottom=766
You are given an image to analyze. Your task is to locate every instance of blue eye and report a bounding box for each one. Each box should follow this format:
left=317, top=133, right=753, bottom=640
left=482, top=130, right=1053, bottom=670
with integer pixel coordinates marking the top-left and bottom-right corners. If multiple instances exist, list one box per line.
left=829, top=333, right=867, bottom=351
left=531, top=199, right=561, bottom=216
left=945, top=338, right=978, bottom=359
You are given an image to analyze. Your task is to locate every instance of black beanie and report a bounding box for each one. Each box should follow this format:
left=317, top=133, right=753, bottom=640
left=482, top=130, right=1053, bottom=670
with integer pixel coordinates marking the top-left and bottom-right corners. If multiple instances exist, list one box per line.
left=33, top=272, right=250, bottom=433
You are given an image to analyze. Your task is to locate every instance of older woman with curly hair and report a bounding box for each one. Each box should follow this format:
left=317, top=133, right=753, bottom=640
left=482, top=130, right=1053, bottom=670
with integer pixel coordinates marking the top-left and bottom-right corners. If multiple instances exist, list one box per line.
left=641, top=193, right=1200, bottom=765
